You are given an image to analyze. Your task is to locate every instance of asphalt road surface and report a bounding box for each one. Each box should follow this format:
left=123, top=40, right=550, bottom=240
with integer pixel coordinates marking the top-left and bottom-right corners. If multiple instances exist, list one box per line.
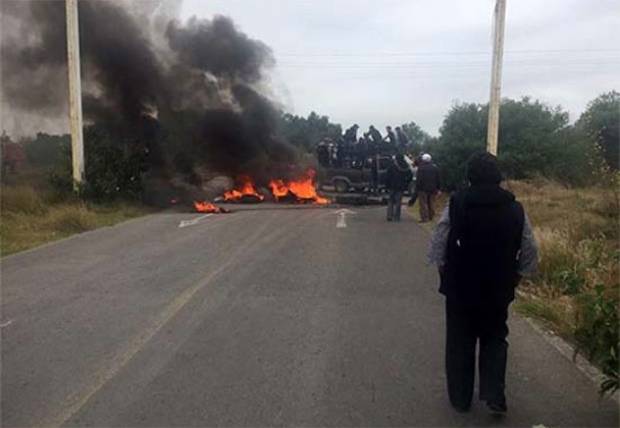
left=2, top=205, right=618, bottom=427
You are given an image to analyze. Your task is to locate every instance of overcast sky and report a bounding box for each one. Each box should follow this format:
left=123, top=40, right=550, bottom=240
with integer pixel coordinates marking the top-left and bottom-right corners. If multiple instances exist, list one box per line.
left=181, top=0, right=619, bottom=135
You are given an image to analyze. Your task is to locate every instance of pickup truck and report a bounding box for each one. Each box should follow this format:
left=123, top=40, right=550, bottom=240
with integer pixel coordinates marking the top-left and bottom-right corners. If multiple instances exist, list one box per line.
left=319, top=156, right=415, bottom=194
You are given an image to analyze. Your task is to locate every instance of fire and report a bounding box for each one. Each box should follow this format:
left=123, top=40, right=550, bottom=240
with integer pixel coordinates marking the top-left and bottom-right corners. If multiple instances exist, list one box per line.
left=194, top=201, right=227, bottom=213
left=223, top=175, right=265, bottom=201
left=268, top=179, right=289, bottom=200
left=268, top=169, right=330, bottom=205
left=220, top=169, right=329, bottom=205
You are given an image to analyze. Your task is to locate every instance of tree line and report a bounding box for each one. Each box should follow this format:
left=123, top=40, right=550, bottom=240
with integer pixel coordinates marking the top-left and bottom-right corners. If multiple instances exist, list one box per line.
left=281, top=90, right=618, bottom=189
left=15, top=90, right=619, bottom=199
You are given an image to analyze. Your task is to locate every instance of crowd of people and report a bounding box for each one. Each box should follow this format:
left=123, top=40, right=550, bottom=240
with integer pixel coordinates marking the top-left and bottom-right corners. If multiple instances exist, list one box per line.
left=317, top=124, right=412, bottom=168
left=315, top=123, right=443, bottom=223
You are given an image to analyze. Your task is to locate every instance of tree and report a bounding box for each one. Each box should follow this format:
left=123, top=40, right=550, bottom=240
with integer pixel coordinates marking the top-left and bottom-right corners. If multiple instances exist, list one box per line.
left=23, top=133, right=70, bottom=167
left=434, top=97, right=593, bottom=189
left=576, top=91, right=619, bottom=171
left=401, top=121, right=433, bottom=153
left=279, top=111, right=342, bottom=152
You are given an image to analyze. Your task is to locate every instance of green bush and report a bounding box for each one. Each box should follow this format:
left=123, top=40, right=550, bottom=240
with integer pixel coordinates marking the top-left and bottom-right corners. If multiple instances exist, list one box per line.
left=50, top=125, right=148, bottom=202
left=24, top=133, right=70, bottom=167
left=433, top=96, right=606, bottom=189
left=575, top=285, right=619, bottom=395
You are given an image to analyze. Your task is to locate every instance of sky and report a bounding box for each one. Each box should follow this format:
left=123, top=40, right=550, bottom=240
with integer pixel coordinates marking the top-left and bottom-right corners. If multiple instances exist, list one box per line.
left=180, top=0, right=620, bottom=135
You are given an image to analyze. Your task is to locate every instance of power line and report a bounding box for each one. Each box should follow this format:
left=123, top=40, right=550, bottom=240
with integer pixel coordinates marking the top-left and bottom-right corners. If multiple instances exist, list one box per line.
left=276, top=48, right=620, bottom=57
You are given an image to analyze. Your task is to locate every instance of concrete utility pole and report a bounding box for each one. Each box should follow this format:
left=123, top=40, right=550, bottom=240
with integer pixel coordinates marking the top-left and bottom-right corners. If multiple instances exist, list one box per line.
left=486, top=0, right=507, bottom=156
left=65, top=0, right=85, bottom=188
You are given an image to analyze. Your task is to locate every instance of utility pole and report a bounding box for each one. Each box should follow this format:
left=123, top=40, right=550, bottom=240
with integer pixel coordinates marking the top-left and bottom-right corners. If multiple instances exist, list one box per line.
left=65, top=0, right=85, bottom=188
left=486, top=0, right=507, bottom=156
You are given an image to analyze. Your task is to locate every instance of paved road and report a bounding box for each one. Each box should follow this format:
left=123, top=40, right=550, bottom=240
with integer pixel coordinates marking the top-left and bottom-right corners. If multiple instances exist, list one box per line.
left=2, top=206, right=618, bottom=427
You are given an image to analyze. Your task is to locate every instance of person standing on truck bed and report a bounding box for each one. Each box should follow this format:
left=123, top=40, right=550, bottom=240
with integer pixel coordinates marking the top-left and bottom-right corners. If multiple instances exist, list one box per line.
left=384, top=126, right=397, bottom=145
left=343, top=124, right=359, bottom=144
left=395, top=126, right=409, bottom=152
left=356, top=136, right=368, bottom=166
left=416, top=153, right=441, bottom=222
left=385, top=154, right=413, bottom=222
left=367, top=125, right=383, bottom=153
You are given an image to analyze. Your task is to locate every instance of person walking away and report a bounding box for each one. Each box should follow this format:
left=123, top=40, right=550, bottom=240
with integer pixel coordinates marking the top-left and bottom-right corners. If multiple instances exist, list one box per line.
left=416, top=153, right=440, bottom=222
left=428, top=152, right=538, bottom=416
left=385, top=154, right=413, bottom=221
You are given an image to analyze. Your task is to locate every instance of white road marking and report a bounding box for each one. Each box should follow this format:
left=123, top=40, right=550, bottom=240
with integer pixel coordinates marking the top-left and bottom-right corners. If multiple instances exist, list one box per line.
left=178, top=214, right=213, bottom=228
left=333, top=208, right=356, bottom=228
left=0, top=319, right=14, bottom=328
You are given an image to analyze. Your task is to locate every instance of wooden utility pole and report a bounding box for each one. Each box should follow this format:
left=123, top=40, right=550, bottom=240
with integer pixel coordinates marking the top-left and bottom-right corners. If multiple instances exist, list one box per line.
left=65, top=0, right=85, bottom=188
left=486, top=0, right=506, bottom=156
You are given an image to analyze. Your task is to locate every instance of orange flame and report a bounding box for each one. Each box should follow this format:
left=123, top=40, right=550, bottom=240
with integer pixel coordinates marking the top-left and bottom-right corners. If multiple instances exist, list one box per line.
left=223, top=176, right=265, bottom=201
left=194, top=201, right=225, bottom=213
left=268, top=169, right=329, bottom=205
left=268, top=179, right=289, bottom=200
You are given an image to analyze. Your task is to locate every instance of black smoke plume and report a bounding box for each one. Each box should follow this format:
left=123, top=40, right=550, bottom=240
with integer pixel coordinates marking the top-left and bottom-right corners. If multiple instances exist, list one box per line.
left=1, top=0, right=297, bottom=192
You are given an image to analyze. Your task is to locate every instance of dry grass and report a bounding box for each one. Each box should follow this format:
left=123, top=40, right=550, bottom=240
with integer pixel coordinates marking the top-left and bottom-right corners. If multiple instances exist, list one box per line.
left=509, top=178, right=618, bottom=393
left=1, top=185, right=151, bottom=256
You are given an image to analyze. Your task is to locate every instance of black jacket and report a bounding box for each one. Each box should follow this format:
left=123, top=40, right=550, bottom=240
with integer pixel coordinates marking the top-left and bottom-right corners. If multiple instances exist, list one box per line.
left=441, top=185, right=525, bottom=305
left=368, top=128, right=382, bottom=144
left=416, top=162, right=440, bottom=193
left=386, top=159, right=413, bottom=191
left=343, top=127, right=357, bottom=143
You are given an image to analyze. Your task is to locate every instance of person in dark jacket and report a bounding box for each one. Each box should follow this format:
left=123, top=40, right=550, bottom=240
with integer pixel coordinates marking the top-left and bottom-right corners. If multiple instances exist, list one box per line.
left=385, top=154, right=413, bottom=221
left=343, top=124, right=359, bottom=143
left=366, top=125, right=383, bottom=153
left=384, top=126, right=397, bottom=145
left=415, top=153, right=440, bottom=221
left=395, top=126, right=409, bottom=151
left=428, top=152, right=538, bottom=416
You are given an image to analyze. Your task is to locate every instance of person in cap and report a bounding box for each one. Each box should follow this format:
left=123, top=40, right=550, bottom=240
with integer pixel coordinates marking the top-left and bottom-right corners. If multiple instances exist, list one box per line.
left=428, top=151, right=538, bottom=416
left=415, top=153, right=440, bottom=222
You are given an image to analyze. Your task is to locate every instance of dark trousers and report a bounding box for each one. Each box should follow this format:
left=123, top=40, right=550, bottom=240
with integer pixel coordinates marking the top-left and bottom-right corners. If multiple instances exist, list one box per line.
left=418, top=191, right=436, bottom=221
left=387, top=190, right=403, bottom=221
left=445, top=298, right=509, bottom=408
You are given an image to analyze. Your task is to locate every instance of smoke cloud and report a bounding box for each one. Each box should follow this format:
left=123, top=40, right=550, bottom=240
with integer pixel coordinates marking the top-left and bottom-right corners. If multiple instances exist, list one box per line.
left=1, top=0, right=297, bottom=187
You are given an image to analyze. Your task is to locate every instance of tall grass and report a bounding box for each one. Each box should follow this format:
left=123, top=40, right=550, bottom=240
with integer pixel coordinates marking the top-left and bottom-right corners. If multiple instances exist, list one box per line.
left=1, top=184, right=149, bottom=256
left=508, top=178, right=619, bottom=395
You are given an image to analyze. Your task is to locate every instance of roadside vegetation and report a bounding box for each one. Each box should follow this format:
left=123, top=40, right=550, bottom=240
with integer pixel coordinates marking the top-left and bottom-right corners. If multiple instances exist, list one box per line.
left=510, top=177, right=619, bottom=396
left=0, top=165, right=150, bottom=257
